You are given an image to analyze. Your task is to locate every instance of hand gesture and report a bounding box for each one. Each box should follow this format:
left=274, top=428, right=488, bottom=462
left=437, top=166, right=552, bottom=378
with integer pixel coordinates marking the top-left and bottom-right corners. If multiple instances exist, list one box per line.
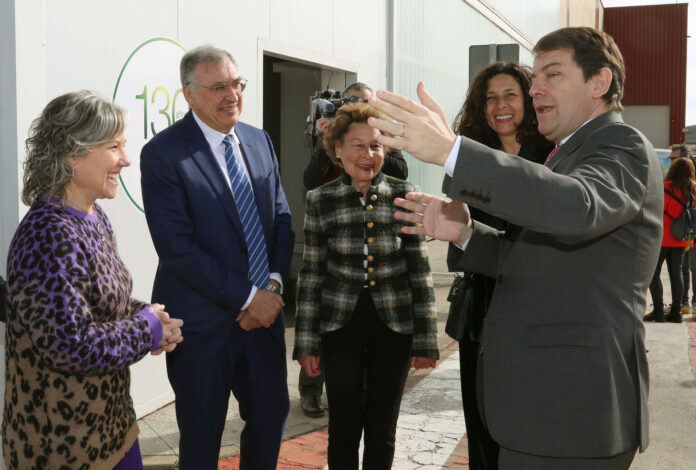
left=367, top=82, right=456, bottom=166
left=394, top=191, right=472, bottom=245
left=150, top=304, right=184, bottom=356
left=316, top=117, right=329, bottom=135
left=236, top=288, right=284, bottom=330
left=298, top=356, right=321, bottom=377
left=410, top=356, right=437, bottom=370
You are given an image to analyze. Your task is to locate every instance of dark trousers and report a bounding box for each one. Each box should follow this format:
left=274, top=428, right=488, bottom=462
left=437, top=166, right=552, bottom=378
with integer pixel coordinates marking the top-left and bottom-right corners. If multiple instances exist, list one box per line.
left=682, top=249, right=690, bottom=304
left=682, top=247, right=696, bottom=304
left=649, top=246, right=685, bottom=315
left=167, top=326, right=289, bottom=470
left=499, top=446, right=636, bottom=470
left=320, top=290, right=412, bottom=470
left=459, top=337, right=499, bottom=469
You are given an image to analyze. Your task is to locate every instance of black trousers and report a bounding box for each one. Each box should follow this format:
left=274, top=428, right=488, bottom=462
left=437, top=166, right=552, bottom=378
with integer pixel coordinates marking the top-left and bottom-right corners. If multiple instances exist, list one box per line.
left=460, top=336, right=499, bottom=469
left=649, top=246, right=685, bottom=314
left=320, top=289, right=412, bottom=470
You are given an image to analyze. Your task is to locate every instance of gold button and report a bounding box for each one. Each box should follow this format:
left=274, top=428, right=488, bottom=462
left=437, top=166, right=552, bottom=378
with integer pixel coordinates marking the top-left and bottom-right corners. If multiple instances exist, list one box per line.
left=367, top=255, right=374, bottom=262
left=366, top=205, right=374, bottom=211
left=367, top=267, right=374, bottom=273
left=369, top=280, right=376, bottom=287
left=370, top=194, right=378, bottom=201
left=367, top=237, right=374, bottom=244
left=366, top=222, right=374, bottom=229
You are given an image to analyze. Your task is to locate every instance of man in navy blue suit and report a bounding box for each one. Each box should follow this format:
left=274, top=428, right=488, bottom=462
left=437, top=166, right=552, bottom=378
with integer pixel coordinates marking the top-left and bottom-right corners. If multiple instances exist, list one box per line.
left=141, top=45, right=294, bottom=470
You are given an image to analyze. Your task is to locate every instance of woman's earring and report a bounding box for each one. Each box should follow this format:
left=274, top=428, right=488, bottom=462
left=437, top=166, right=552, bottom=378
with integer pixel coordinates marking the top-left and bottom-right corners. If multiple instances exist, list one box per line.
left=69, top=167, right=75, bottom=178
left=336, top=154, right=341, bottom=160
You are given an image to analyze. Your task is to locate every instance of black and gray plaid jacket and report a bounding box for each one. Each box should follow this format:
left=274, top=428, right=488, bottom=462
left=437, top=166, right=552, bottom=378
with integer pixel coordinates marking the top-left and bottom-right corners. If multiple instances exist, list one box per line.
left=293, top=172, right=438, bottom=359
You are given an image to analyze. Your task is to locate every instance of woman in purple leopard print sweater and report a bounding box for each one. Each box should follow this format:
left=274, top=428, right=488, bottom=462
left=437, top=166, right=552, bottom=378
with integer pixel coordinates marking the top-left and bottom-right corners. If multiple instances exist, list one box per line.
left=3, top=91, right=184, bottom=470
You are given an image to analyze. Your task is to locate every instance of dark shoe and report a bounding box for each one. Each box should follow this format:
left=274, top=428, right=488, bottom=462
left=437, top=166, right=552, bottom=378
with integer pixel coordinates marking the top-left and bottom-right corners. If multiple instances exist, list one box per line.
left=301, top=394, right=325, bottom=418
left=644, top=311, right=665, bottom=323
left=665, top=313, right=683, bottom=323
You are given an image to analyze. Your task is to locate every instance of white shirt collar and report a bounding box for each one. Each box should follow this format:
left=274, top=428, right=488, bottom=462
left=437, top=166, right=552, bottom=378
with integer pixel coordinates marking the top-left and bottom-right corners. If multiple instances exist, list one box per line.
left=558, top=117, right=595, bottom=146
left=191, top=111, right=239, bottom=150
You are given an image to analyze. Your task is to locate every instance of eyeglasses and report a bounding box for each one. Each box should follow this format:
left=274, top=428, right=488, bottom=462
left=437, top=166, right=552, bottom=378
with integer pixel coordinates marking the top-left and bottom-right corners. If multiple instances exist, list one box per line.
left=196, top=77, right=248, bottom=99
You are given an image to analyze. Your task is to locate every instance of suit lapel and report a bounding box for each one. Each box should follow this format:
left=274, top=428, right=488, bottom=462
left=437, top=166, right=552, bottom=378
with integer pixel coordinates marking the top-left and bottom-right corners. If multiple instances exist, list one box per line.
left=235, top=124, right=267, bottom=194
left=235, top=124, right=272, bottom=233
left=181, top=112, right=246, bottom=239
left=546, top=111, right=622, bottom=172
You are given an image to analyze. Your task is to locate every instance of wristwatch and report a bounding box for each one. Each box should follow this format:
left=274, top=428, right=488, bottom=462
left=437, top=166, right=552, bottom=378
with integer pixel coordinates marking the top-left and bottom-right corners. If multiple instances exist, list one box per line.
left=265, top=283, right=282, bottom=295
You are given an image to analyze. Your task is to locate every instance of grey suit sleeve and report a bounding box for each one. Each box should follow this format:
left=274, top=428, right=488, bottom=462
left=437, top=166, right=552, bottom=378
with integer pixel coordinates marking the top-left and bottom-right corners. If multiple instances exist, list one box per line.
left=446, top=124, right=650, bottom=244
left=446, top=221, right=502, bottom=278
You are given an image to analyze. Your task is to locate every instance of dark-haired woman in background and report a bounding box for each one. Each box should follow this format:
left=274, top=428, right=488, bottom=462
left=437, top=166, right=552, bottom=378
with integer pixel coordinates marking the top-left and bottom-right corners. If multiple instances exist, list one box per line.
left=645, top=157, right=696, bottom=323
left=446, top=62, right=552, bottom=470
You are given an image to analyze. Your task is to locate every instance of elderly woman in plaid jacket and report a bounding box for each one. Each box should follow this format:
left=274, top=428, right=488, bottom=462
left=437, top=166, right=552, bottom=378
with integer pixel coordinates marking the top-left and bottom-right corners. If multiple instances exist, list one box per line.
left=293, top=102, right=439, bottom=470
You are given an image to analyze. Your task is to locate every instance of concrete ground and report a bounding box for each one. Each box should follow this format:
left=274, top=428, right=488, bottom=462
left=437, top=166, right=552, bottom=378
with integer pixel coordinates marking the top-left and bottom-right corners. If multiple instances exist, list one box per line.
left=138, top=240, right=696, bottom=469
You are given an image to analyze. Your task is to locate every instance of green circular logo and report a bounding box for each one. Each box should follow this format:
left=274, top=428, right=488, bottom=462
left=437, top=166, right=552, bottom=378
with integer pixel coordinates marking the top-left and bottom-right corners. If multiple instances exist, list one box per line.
left=113, top=38, right=188, bottom=212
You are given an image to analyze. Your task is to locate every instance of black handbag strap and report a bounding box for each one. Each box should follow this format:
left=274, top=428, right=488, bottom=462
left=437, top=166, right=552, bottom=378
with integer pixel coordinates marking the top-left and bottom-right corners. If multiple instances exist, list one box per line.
left=664, top=187, right=692, bottom=220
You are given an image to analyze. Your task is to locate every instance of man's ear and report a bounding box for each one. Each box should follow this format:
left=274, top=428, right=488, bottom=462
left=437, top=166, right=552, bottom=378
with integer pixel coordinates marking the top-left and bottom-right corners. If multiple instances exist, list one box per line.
left=591, top=67, right=612, bottom=99
left=182, top=85, right=194, bottom=104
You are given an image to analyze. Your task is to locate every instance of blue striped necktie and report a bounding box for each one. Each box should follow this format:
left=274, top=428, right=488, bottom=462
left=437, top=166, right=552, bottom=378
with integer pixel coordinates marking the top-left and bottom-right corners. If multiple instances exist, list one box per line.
left=223, top=135, right=270, bottom=288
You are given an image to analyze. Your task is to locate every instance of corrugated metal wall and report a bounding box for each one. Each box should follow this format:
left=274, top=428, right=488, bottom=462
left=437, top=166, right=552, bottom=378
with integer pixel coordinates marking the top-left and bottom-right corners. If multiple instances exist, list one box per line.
left=604, top=4, right=688, bottom=144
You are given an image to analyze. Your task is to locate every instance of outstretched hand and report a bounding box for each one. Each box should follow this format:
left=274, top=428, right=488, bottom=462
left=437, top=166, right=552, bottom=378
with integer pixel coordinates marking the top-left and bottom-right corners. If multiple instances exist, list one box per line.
left=394, top=192, right=472, bottom=245
left=367, top=82, right=456, bottom=166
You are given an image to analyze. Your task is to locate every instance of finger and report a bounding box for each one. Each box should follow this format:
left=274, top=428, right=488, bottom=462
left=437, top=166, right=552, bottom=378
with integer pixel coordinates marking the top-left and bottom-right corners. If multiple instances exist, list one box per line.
left=401, top=225, right=427, bottom=236
left=151, top=349, right=163, bottom=356
left=416, top=82, right=447, bottom=121
left=236, top=311, right=246, bottom=322
left=404, top=191, right=434, bottom=203
left=167, top=329, right=181, bottom=342
left=375, top=132, right=406, bottom=151
left=394, top=196, right=428, bottom=213
left=372, top=90, right=425, bottom=119
left=394, top=210, right=424, bottom=225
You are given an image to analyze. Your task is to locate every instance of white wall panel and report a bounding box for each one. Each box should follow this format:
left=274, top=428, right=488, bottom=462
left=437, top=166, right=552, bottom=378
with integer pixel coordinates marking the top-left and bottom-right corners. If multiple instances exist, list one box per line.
left=394, top=0, right=559, bottom=197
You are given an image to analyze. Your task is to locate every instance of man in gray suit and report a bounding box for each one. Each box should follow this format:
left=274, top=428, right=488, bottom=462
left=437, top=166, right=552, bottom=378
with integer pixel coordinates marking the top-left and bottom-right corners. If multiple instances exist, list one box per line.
left=368, top=27, right=662, bottom=470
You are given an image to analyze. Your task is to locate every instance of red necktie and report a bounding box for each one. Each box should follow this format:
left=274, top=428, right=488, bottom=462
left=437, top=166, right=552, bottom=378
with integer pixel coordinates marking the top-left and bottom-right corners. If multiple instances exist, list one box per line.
left=544, top=144, right=561, bottom=165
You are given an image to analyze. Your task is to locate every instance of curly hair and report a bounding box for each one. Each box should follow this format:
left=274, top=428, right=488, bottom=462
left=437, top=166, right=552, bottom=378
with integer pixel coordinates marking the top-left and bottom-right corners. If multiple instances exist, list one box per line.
left=452, top=62, right=550, bottom=151
left=666, top=157, right=696, bottom=203
left=322, top=102, right=392, bottom=166
left=22, top=90, right=126, bottom=206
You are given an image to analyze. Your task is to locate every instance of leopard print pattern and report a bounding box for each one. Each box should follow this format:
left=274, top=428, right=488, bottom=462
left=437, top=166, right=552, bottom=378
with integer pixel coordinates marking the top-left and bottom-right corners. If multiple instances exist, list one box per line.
left=3, top=200, right=156, bottom=469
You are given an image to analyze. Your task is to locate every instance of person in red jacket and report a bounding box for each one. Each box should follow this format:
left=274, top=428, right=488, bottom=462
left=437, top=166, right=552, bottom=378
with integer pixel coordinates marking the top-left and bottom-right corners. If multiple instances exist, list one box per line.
left=645, top=157, right=696, bottom=323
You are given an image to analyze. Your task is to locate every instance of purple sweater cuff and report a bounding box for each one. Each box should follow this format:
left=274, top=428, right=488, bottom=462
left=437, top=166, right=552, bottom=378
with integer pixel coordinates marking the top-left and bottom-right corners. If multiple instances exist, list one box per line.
left=137, top=306, right=163, bottom=351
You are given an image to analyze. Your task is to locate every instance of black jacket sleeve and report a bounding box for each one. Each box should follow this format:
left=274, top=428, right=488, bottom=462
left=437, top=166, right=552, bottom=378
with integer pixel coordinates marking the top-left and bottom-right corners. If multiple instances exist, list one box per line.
left=303, top=138, right=336, bottom=190
left=383, top=148, right=408, bottom=180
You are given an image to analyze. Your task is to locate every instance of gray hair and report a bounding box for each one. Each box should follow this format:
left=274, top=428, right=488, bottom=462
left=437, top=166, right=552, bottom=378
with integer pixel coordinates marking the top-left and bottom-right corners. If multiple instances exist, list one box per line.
left=180, top=45, right=238, bottom=88
left=22, top=90, right=126, bottom=206
left=342, top=82, right=374, bottom=98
